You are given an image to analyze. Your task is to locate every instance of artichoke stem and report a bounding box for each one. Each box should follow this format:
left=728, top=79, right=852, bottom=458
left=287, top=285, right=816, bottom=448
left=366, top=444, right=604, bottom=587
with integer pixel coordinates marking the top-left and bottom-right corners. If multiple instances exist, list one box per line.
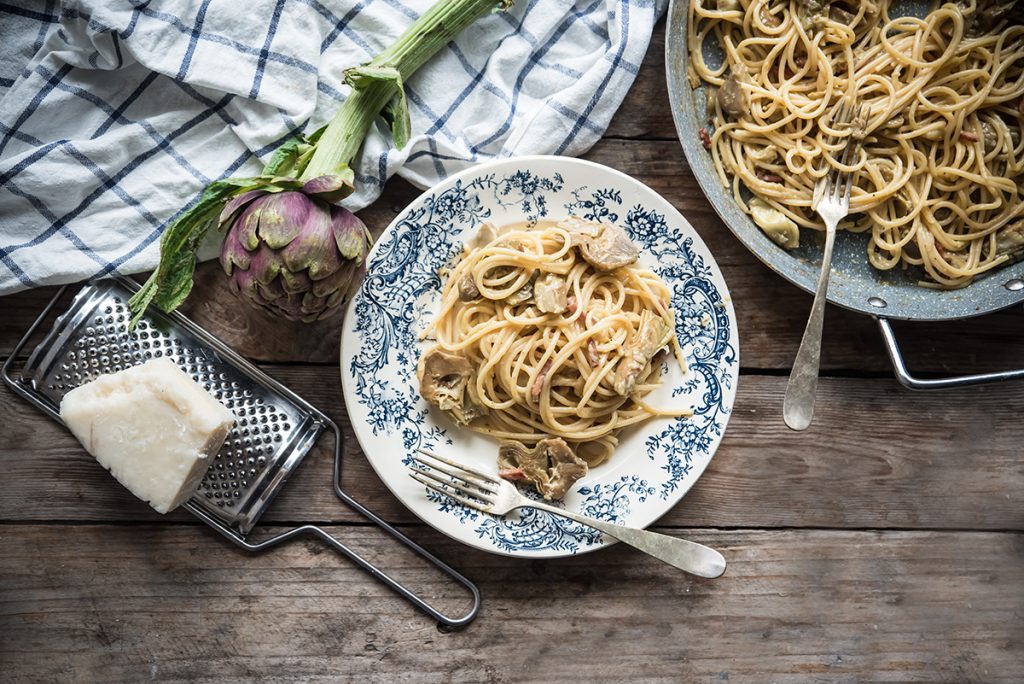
left=300, top=85, right=395, bottom=181
left=373, top=0, right=507, bottom=79
left=300, top=0, right=507, bottom=181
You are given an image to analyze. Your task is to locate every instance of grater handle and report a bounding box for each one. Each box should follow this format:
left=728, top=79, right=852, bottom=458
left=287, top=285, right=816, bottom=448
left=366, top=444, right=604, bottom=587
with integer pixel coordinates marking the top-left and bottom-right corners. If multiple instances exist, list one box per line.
left=193, top=507, right=482, bottom=629
left=327, top=420, right=482, bottom=628
left=332, top=490, right=482, bottom=628
left=223, top=521, right=481, bottom=628
left=191, top=420, right=481, bottom=629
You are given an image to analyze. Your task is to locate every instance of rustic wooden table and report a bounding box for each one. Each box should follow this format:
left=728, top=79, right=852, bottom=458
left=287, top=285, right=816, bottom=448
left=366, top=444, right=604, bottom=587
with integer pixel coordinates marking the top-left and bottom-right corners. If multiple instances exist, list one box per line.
left=2, top=21, right=1022, bottom=683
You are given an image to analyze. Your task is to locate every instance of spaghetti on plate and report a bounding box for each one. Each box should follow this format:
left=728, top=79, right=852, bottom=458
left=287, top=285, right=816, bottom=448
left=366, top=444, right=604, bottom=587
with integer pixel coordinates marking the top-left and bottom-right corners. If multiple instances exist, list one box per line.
left=417, top=218, right=690, bottom=499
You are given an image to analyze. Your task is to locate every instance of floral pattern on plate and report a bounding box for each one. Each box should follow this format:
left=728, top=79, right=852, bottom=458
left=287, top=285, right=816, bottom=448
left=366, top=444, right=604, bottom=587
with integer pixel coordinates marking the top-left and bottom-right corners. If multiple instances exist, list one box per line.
left=341, top=156, right=738, bottom=557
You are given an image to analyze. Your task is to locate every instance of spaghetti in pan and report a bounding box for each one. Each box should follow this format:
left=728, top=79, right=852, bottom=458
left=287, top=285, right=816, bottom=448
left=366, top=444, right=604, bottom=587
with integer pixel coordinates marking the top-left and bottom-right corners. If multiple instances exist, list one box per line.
left=688, top=0, right=1024, bottom=287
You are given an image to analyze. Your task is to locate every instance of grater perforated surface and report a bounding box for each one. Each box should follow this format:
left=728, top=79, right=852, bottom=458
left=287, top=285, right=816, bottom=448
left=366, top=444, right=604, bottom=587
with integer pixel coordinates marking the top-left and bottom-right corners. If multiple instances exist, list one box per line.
left=19, top=278, right=324, bottom=534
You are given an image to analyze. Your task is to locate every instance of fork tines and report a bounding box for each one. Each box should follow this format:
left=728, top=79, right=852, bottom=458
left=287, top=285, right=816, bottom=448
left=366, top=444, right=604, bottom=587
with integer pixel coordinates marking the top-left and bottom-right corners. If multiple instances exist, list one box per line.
left=813, top=99, right=867, bottom=211
left=407, top=449, right=498, bottom=513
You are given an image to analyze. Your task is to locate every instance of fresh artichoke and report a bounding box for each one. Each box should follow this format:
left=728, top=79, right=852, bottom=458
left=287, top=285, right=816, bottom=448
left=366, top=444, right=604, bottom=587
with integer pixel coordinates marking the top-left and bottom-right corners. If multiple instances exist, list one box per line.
left=218, top=176, right=371, bottom=322
left=128, top=0, right=512, bottom=328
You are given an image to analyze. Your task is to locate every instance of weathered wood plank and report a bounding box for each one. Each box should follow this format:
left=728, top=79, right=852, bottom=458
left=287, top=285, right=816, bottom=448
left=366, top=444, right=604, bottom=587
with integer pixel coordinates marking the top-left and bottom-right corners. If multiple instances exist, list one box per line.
left=3, top=371, right=1021, bottom=530
left=1, top=524, right=1021, bottom=683
left=604, top=18, right=676, bottom=141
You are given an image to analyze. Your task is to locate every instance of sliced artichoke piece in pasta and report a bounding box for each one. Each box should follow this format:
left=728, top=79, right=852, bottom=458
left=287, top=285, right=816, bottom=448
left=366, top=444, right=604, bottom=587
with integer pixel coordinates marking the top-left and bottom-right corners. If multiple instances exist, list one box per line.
left=458, top=274, right=481, bottom=301
left=996, top=222, right=1024, bottom=257
left=749, top=198, right=800, bottom=249
left=497, top=438, right=588, bottom=500
left=560, top=216, right=640, bottom=271
left=417, top=347, right=482, bottom=425
left=613, top=309, right=672, bottom=396
left=795, top=0, right=830, bottom=31
left=717, top=70, right=746, bottom=118
left=535, top=273, right=569, bottom=313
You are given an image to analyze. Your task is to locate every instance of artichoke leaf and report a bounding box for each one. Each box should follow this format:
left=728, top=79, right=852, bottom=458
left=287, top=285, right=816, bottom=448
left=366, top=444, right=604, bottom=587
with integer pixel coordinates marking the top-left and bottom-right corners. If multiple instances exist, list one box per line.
left=279, top=202, right=342, bottom=279
left=128, top=177, right=262, bottom=328
left=220, top=220, right=251, bottom=275
left=261, top=136, right=310, bottom=177
left=219, top=189, right=269, bottom=234
left=382, top=94, right=411, bottom=149
left=151, top=245, right=200, bottom=312
left=246, top=244, right=285, bottom=285
left=331, top=205, right=372, bottom=261
left=301, top=173, right=355, bottom=202
left=238, top=195, right=270, bottom=250
left=346, top=65, right=411, bottom=149
left=254, top=192, right=310, bottom=249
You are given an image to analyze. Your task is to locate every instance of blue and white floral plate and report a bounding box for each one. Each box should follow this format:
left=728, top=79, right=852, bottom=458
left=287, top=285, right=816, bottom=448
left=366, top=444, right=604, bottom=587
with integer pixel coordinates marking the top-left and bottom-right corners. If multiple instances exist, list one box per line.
left=340, top=156, right=738, bottom=558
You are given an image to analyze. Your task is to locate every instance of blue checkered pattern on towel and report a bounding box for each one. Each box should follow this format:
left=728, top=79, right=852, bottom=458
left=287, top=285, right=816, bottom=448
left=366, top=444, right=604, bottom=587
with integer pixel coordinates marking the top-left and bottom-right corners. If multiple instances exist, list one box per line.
left=0, top=0, right=665, bottom=294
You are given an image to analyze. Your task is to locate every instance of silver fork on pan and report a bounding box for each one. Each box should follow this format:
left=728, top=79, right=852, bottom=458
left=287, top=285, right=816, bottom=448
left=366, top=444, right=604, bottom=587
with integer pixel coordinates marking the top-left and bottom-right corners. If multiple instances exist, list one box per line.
left=783, top=101, right=867, bottom=431
left=408, top=449, right=727, bottom=578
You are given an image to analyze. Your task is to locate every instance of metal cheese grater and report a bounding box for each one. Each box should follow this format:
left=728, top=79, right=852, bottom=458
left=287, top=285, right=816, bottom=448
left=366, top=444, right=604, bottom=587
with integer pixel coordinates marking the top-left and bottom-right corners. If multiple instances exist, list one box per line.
left=3, top=277, right=480, bottom=627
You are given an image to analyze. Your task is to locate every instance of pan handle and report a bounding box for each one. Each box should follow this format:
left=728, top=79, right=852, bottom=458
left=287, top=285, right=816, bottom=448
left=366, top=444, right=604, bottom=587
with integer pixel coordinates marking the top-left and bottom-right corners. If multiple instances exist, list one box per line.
left=876, top=317, right=1024, bottom=390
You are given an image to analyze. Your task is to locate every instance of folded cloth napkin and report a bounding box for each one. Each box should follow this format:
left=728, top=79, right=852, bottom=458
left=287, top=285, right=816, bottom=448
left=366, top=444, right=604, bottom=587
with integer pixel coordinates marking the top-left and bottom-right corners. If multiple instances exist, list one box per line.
left=0, top=0, right=665, bottom=295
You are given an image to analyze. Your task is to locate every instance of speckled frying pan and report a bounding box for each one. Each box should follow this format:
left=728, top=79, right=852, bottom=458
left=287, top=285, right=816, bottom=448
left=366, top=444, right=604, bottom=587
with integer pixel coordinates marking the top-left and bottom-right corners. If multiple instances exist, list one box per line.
left=665, top=0, right=1024, bottom=388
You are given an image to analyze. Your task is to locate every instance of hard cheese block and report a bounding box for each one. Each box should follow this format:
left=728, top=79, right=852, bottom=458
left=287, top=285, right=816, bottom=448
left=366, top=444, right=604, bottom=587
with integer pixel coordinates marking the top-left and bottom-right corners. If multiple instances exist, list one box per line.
left=59, top=357, right=236, bottom=513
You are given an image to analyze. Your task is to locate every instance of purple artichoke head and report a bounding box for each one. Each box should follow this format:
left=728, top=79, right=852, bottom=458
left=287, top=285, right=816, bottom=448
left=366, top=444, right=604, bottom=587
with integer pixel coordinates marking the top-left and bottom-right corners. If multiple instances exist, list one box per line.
left=219, top=175, right=372, bottom=323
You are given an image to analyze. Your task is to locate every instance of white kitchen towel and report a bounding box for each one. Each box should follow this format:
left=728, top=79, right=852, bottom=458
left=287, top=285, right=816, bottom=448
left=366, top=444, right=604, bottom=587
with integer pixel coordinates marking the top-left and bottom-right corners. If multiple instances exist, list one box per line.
left=0, top=0, right=665, bottom=294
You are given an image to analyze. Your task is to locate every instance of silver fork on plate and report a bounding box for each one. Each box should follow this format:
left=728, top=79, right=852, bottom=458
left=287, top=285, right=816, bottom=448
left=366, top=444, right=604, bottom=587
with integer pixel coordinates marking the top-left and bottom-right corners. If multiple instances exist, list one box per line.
left=783, top=100, right=867, bottom=431
left=408, top=449, right=727, bottom=578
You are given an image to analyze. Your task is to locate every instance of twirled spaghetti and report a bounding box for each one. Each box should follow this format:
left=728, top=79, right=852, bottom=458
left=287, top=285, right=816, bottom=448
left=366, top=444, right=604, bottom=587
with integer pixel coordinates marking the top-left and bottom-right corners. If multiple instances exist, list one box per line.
left=417, top=219, right=690, bottom=497
left=688, top=0, right=1024, bottom=287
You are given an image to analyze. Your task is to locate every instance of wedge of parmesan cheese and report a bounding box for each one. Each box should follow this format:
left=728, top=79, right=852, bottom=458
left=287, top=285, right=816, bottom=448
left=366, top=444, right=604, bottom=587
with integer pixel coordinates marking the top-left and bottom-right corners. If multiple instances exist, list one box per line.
left=59, top=357, right=236, bottom=513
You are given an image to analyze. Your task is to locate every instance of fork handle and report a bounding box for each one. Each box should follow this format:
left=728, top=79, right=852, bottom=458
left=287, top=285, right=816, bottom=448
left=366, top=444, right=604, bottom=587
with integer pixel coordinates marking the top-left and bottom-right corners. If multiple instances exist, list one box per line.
left=783, top=216, right=839, bottom=431
left=531, top=503, right=726, bottom=578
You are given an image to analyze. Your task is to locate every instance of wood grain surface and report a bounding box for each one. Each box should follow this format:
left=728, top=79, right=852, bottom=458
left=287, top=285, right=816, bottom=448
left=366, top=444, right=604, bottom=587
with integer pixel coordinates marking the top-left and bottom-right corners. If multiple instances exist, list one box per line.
left=2, top=16, right=1022, bottom=684
left=2, top=526, right=1021, bottom=683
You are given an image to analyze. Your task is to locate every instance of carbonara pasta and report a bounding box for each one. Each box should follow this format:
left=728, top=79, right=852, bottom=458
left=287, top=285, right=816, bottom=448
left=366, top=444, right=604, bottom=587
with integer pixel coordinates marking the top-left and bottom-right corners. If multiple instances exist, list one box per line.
left=417, top=218, right=690, bottom=499
left=688, top=0, right=1024, bottom=287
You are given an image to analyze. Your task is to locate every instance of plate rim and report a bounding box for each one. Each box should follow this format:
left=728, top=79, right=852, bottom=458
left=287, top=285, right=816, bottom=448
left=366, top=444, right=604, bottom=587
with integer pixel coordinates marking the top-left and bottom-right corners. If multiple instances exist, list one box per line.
left=340, top=154, right=740, bottom=558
